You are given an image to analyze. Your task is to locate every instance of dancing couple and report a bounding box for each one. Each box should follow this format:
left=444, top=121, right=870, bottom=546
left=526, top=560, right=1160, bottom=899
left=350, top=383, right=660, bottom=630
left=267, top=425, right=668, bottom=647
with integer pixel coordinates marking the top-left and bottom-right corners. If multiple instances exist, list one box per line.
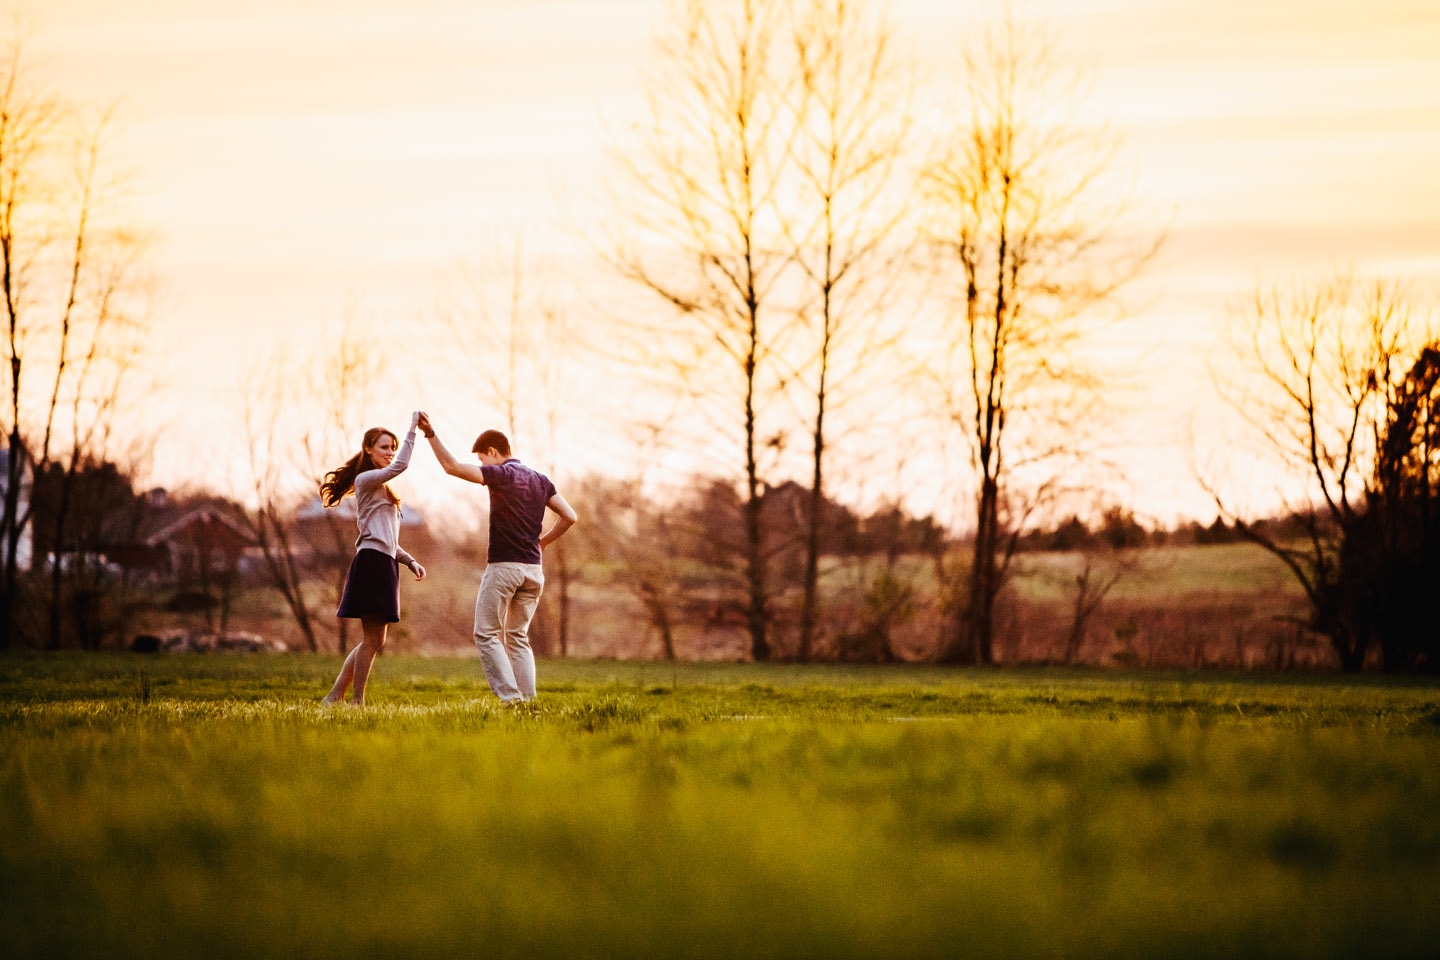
left=319, top=410, right=576, bottom=706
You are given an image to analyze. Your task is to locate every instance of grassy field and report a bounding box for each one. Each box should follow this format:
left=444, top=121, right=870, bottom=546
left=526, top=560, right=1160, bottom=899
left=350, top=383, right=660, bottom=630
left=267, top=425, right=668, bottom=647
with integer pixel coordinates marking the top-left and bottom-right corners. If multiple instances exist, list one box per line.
left=3, top=654, right=1438, bottom=959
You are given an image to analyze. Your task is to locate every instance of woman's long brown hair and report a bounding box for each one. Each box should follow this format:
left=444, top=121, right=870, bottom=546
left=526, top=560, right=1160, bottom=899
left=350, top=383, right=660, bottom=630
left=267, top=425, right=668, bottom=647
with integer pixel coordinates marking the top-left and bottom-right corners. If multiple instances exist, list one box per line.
left=319, top=427, right=400, bottom=507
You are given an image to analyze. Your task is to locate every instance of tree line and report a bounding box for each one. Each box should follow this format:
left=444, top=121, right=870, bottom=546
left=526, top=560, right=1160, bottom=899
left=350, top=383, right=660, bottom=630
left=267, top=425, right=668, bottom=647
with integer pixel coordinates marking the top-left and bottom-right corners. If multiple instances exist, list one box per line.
left=0, top=445, right=1333, bottom=662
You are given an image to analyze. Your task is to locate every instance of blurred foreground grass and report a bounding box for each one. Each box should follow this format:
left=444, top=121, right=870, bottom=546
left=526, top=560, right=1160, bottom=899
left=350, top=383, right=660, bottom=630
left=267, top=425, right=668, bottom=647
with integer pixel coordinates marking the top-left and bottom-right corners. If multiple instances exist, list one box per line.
left=3, top=653, right=1438, bottom=959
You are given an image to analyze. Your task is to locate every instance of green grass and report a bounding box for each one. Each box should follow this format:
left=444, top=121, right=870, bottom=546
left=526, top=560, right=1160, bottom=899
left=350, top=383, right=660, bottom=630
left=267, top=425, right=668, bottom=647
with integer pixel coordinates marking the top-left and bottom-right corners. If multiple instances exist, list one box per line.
left=3, top=654, right=1439, bottom=959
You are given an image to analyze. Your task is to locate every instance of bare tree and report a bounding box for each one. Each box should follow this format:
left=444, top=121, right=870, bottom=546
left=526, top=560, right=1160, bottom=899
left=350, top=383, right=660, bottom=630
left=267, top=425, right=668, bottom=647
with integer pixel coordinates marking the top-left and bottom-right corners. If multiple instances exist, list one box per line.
left=0, top=46, right=51, bottom=646
left=1060, top=540, right=1144, bottom=665
left=0, top=41, right=149, bottom=648
left=438, top=226, right=579, bottom=654
left=1214, top=275, right=1429, bottom=670
left=38, top=115, right=147, bottom=649
left=573, top=474, right=685, bottom=660
left=920, top=12, right=1154, bottom=664
left=299, top=313, right=379, bottom=653
left=532, top=300, right=578, bottom=656
left=239, top=355, right=320, bottom=652
left=441, top=228, right=534, bottom=439
left=833, top=505, right=921, bottom=663
left=784, top=0, right=914, bottom=660
left=608, top=0, right=794, bottom=661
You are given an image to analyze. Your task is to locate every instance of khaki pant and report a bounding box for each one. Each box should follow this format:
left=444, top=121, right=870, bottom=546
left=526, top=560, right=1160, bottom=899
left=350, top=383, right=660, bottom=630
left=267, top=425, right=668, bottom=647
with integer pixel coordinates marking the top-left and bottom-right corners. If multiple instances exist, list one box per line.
left=473, top=562, right=544, bottom=702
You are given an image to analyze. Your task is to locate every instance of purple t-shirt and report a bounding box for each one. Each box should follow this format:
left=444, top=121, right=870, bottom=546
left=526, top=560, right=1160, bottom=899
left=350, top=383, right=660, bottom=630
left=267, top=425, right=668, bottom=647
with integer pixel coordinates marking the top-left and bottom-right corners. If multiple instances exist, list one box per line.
left=481, top=459, right=557, bottom=564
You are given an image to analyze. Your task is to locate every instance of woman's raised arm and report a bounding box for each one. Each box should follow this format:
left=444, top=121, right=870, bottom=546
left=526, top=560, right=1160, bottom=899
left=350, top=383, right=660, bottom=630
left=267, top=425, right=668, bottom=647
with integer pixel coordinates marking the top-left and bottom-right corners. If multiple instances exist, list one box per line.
left=357, top=412, right=419, bottom=489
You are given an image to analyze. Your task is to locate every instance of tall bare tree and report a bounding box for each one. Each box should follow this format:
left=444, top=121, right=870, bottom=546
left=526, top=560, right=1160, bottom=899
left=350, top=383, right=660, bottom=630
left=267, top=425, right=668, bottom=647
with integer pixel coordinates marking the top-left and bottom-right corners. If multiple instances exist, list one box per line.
left=532, top=299, right=577, bottom=656
left=608, top=0, right=793, bottom=661
left=438, top=226, right=578, bottom=654
left=38, top=113, right=146, bottom=650
left=240, top=355, right=320, bottom=652
left=1215, top=275, right=1430, bottom=670
left=0, top=42, right=148, bottom=648
left=921, top=13, right=1153, bottom=663
left=299, top=313, right=379, bottom=653
left=785, top=0, right=914, bottom=660
left=442, top=229, right=532, bottom=438
left=0, top=47, right=49, bottom=644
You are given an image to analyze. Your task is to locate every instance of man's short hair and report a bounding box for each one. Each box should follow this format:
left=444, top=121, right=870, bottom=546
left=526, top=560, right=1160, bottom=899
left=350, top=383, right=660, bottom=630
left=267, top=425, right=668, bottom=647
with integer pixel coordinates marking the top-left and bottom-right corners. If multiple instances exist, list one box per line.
left=473, top=429, right=511, bottom=457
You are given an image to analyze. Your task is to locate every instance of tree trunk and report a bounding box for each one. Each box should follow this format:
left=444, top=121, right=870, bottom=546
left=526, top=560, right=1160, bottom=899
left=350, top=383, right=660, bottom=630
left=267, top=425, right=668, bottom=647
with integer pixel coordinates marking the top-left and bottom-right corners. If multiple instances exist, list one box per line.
left=554, top=539, right=571, bottom=658
left=744, top=342, right=769, bottom=662
left=1065, top=560, right=1116, bottom=665
left=745, top=481, right=768, bottom=661
left=46, top=464, right=77, bottom=650
left=322, top=512, right=351, bottom=653
left=641, top=581, right=676, bottom=661
left=800, top=242, right=837, bottom=662
left=799, top=446, right=824, bottom=662
left=1, top=430, right=26, bottom=650
left=255, top=506, right=318, bottom=652
left=800, top=350, right=829, bottom=662
left=335, top=568, right=349, bottom=653
left=1331, top=626, right=1367, bottom=672
left=219, top=567, right=234, bottom=634
left=961, top=477, right=1000, bottom=664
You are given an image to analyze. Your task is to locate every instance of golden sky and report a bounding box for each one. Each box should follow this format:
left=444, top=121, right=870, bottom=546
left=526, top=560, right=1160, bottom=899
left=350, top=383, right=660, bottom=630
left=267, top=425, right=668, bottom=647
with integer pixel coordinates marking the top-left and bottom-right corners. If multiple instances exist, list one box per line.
left=19, top=0, right=1440, bottom=524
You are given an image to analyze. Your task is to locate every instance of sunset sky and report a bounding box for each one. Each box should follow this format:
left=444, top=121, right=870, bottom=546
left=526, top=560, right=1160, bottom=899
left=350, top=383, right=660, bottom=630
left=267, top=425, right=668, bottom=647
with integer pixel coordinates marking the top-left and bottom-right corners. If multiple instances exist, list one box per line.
left=18, top=0, right=1440, bottom=526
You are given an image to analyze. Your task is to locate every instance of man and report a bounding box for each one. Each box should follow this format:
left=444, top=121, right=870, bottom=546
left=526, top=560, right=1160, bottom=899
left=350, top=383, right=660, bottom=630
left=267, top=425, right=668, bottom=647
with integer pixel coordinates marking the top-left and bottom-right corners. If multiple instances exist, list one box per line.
left=417, top=413, right=576, bottom=702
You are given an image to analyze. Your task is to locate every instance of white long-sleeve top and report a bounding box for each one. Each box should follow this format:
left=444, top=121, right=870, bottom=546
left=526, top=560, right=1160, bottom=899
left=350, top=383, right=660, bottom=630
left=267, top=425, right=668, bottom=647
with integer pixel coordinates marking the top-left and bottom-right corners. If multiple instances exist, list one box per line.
left=353, top=425, right=417, bottom=568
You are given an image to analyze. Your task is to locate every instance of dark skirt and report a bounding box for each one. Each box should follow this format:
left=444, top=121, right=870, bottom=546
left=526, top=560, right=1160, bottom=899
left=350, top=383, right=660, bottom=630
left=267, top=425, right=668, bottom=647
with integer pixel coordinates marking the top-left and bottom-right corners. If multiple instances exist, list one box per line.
left=336, top=548, right=400, bottom=623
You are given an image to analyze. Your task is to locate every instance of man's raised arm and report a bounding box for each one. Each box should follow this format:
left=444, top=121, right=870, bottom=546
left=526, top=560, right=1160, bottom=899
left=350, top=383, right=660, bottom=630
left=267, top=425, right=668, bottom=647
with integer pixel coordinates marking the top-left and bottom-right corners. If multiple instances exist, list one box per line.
left=418, top=412, right=486, bottom=485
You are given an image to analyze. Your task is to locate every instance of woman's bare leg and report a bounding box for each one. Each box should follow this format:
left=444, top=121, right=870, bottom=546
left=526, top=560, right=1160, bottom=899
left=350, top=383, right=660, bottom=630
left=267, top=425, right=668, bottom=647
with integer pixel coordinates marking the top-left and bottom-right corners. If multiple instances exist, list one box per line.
left=349, top=618, right=389, bottom=705
left=321, top=640, right=364, bottom=704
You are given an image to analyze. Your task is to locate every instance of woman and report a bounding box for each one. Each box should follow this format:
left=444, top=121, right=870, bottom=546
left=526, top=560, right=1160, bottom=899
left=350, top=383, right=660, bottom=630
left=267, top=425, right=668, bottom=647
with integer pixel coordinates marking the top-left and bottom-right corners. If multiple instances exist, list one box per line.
left=320, top=412, right=427, bottom=705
